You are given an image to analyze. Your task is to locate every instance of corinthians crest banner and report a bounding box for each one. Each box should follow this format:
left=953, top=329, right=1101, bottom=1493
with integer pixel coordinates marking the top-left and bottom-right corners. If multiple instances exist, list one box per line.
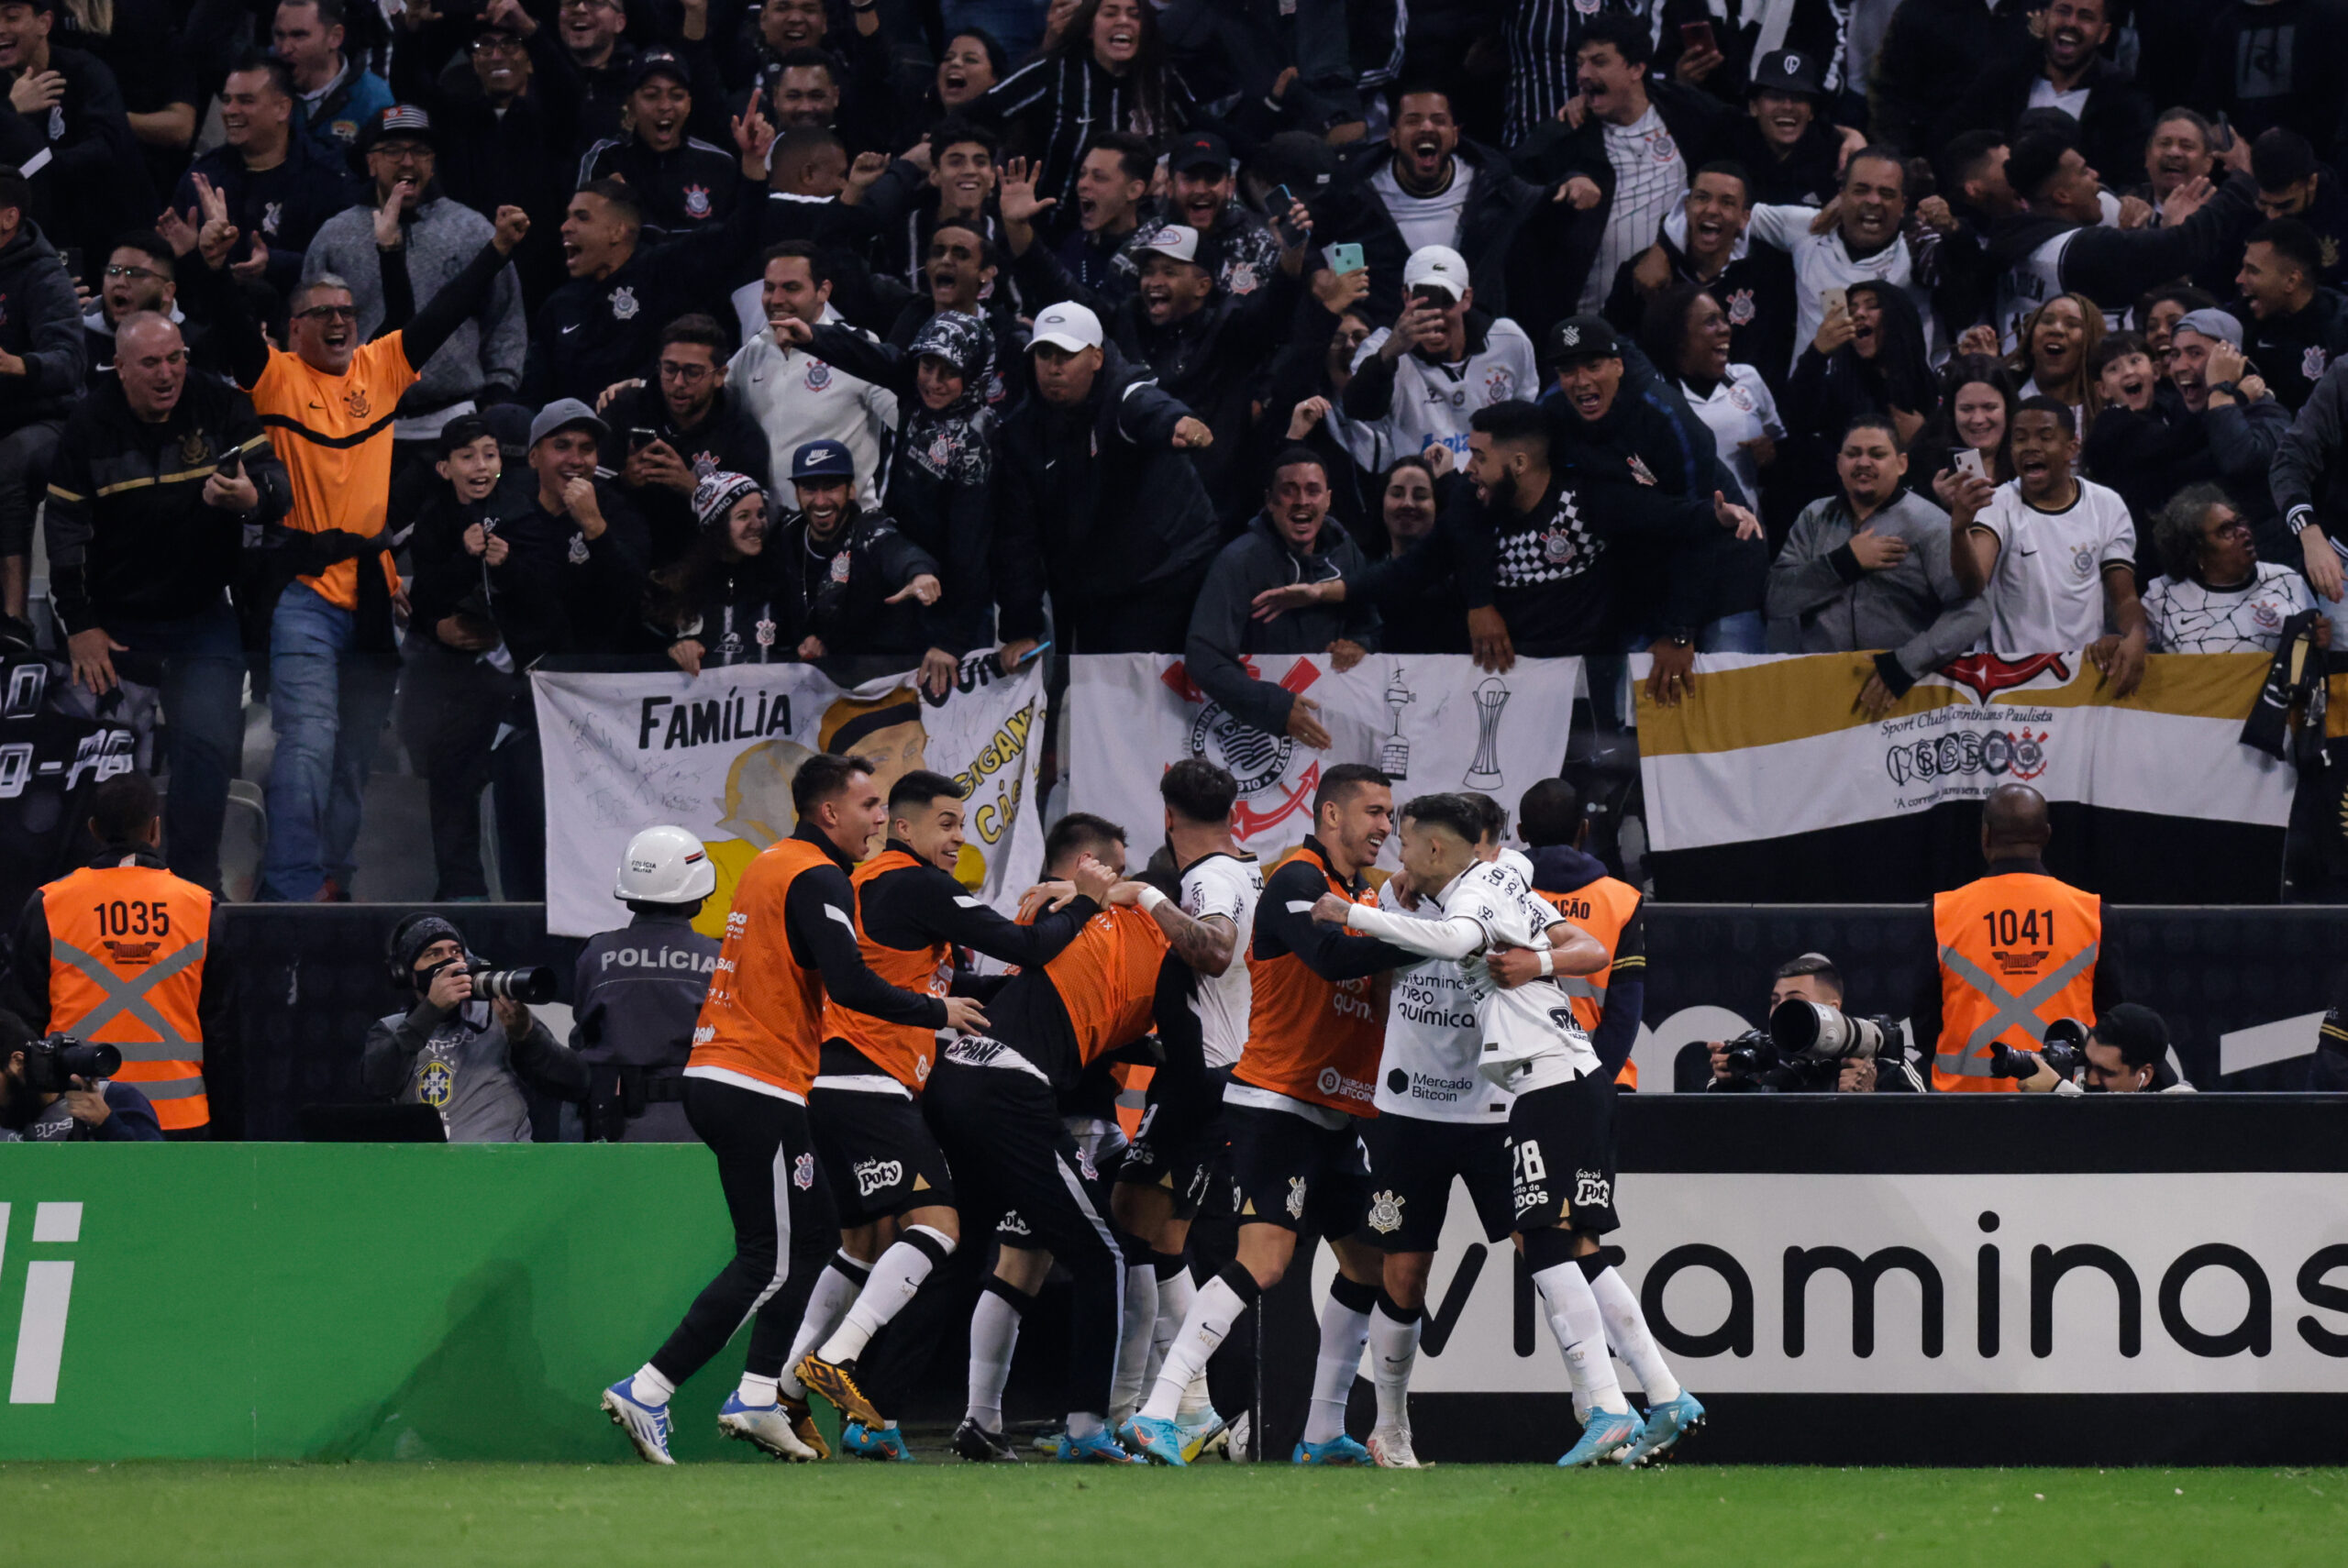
left=1635, top=651, right=2294, bottom=900
left=532, top=654, right=1047, bottom=939
left=1067, top=654, right=1583, bottom=864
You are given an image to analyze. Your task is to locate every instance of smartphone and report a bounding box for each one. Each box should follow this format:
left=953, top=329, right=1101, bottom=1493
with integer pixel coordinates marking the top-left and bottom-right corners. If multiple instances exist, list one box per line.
left=1821, top=285, right=1849, bottom=318
left=1326, top=241, right=1366, bottom=276
left=1955, top=447, right=1988, bottom=482
left=2210, top=111, right=2234, bottom=154
left=216, top=447, right=242, bottom=480
left=1268, top=182, right=1304, bottom=246
left=1679, top=19, right=1716, bottom=54
left=628, top=427, right=659, bottom=454
left=1411, top=284, right=1451, bottom=312
left=61, top=247, right=83, bottom=285
left=1014, top=639, right=1052, bottom=667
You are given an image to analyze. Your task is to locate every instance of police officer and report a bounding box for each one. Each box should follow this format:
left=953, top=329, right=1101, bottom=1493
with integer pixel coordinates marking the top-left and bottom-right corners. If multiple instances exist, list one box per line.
left=1918, top=783, right=2120, bottom=1092
left=6, top=771, right=232, bottom=1138
left=571, top=824, right=721, bottom=1142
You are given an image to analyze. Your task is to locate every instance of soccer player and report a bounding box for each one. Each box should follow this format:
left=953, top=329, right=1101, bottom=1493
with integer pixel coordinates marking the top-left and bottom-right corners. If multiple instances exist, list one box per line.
left=785, top=768, right=1117, bottom=1453
left=923, top=812, right=1178, bottom=1463
left=1314, top=793, right=1703, bottom=1468
left=1105, top=760, right=1262, bottom=1450
left=600, top=754, right=987, bottom=1465
left=1353, top=792, right=1529, bottom=1467
left=1124, top=763, right=1419, bottom=1467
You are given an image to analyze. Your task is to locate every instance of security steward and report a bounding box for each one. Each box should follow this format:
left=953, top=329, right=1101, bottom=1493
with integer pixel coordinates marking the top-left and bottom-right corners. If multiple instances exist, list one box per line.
left=1489, top=778, right=1646, bottom=1088
left=6, top=771, right=231, bottom=1137
left=571, top=824, right=722, bottom=1143
left=1919, top=783, right=2120, bottom=1092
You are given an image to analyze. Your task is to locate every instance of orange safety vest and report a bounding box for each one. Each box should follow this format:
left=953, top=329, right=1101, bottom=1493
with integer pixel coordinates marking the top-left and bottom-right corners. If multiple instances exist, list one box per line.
left=1535, top=876, right=1644, bottom=1089
left=690, top=837, right=837, bottom=1100
left=40, top=862, right=213, bottom=1131
left=1236, top=843, right=1384, bottom=1117
left=1932, top=871, right=2101, bottom=1092
left=820, top=849, right=952, bottom=1091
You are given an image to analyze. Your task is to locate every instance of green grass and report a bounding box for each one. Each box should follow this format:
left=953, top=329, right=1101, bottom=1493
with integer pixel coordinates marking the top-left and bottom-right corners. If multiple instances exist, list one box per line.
left=4, top=1462, right=2342, bottom=1566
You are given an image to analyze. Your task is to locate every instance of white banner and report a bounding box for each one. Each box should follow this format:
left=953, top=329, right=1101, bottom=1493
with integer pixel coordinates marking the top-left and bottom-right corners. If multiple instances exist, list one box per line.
left=1318, top=1172, right=2348, bottom=1394
left=1068, top=653, right=1583, bottom=867
left=531, top=654, right=1047, bottom=939
left=1635, top=651, right=2294, bottom=854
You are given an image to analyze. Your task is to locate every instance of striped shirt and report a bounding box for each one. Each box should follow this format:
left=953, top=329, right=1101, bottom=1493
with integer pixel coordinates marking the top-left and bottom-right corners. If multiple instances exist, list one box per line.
left=980, top=53, right=1190, bottom=209
left=1583, top=106, right=1688, bottom=314
left=1504, top=0, right=1664, bottom=147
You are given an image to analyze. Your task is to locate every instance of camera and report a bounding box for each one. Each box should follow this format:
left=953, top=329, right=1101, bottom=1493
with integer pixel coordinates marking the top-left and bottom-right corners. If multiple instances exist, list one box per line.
left=1988, top=1019, right=2089, bottom=1082
left=1713, top=1000, right=1902, bottom=1092
left=20, top=1034, right=123, bottom=1094
left=470, top=965, right=559, bottom=1005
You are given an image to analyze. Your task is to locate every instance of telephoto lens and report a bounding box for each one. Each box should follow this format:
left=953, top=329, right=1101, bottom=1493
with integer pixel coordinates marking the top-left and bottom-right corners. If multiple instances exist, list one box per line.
left=470, top=966, right=559, bottom=1005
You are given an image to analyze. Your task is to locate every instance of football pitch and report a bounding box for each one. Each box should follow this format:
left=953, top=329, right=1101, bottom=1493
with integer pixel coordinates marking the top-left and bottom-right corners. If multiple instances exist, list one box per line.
left=6, top=1462, right=2343, bottom=1566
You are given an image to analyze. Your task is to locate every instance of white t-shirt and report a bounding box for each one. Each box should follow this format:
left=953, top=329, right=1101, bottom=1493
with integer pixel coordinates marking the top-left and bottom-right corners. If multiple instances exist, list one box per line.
left=1584, top=107, right=1688, bottom=314
left=1433, top=859, right=1599, bottom=1091
left=1369, top=160, right=1471, bottom=257
left=1747, top=204, right=1939, bottom=370
left=1679, top=366, right=1785, bottom=506
left=2026, top=78, right=2092, bottom=120
left=1974, top=477, right=2138, bottom=655
left=1369, top=846, right=1533, bottom=1124
left=2143, top=562, right=2317, bottom=652
left=1350, top=315, right=1541, bottom=462
left=1180, top=852, right=1262, bottom=1070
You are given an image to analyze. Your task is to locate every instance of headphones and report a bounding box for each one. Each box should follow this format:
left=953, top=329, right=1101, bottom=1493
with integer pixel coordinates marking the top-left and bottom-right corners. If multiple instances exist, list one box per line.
left=384, top=911, right=464, bottom=990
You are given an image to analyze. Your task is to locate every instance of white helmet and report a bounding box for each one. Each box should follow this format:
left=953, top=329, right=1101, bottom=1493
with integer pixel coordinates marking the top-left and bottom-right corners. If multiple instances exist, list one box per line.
left=615, top=824, right=718, bottom=903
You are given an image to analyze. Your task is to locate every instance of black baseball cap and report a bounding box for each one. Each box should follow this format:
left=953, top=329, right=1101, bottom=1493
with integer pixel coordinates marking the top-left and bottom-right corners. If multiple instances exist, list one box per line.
left=1169, top=129, right=1231, bottom=175
left=1748, top=49, right=1823, bottom=99
left=629, top=50, right=693, bottom=92
left=1546, top=315, right=1622, bottom=365
left=438, top=413, right=496, bottom=457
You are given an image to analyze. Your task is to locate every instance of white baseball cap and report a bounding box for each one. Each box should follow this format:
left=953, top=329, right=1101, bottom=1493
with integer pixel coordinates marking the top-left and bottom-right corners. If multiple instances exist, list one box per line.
left=1135, top=224, right=1202, bottom=264
left=1030, top=300, right=1104, bottom=353
left=1402, top=244, right=1469, bottom=301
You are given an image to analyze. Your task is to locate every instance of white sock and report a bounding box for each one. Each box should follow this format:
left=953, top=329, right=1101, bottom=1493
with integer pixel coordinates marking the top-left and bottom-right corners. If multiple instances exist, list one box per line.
left=1109, top=1262, right=1159, bottom=1423
left=1368, top=1299, right=1421, bottom=1433
left=1068, top=1410, right=1104, bottom=1441
left=1148, top=1264, right=1193, bottom=1388
left=1591, top=1265, right=1681, bottom=1403
left=779, top=1253, right=868, bottom=1400
left=736, top=1372, right=779, bottom=1407
left=1533, top=1263, right=1628, bottom=1416
left=627, top=1364, right=676, bottom=1408
left=1303, top=1286, right=1374, bottom=1446
left=1141, top=1274, right=1250, bottom=1422
left=819, top=1227, right=955, bottom=1364
left=965, top=1285, right=1025, bottom=1432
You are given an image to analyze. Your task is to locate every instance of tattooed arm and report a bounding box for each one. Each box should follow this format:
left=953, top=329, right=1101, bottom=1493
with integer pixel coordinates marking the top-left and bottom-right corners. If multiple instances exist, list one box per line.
left=1110, top=882, right=1237, bottom=976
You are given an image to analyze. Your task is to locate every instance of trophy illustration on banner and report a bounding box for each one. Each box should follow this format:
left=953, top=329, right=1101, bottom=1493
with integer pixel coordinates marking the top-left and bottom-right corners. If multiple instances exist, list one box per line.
left=1380, top=665, right=1414, bottom=778
left=1464, top=676, right=1511, bottom=789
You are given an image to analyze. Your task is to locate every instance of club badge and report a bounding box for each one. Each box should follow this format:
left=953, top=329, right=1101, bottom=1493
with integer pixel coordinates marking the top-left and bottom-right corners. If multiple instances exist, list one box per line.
left=611, top=285, right=640, bottom=321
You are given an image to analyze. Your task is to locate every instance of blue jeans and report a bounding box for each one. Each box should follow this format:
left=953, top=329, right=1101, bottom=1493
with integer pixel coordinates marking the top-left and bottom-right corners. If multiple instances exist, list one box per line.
left=1700, top=610, right=1767, bottom=653
left=104, top=601, right=245, bottom=893
left=260, top=582, right=398, bottom=900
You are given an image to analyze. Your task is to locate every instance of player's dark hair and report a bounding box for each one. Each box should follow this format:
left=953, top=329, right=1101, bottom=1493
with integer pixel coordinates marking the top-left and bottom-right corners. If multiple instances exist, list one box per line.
left=1401, top=792, right=1483, bottom=844
left=0, top=1006, right=30, bottom=1062
left=2005, top=128, right=2073, bottom=201
left=2089, top=329, right=2150, bottom=376
left=294, top=0, right=348, bottom=28
left=2133, top=282, right=2217, bottom=332
left=1774, top=951, right=1844, bottom=1000
left=1046, top=812, right=1126, bottom=873
left=658, top=313, right=727, bottom=355
left=1841, top=411, right=1903, bottom=450
left=1941, top=128, right=2006, bottom=196
left=2093, top=1001, right=2170, bottom=1069
left=772, top=45, right=841, bottom=83
left=227, top=49, right=297, bottom=100
left=1160, top=758, right=1237, bottom=826
left=107, top=230, right=175, bottom=271
left=888, top=768, right=966, bottom=816
left=1268, top=446, right=1329, bottom=488
left=2249, top=217, right=2324, bottom=280
left=2253, top=127, right=2318, bottom=193
left=579, top=177, right=643, bottom=229
left=792, top=752, right=873, bottom=815
left=760, top=237, right=829, bottom=285
left=0, top=166, right=29, bottom=222
left=1382, top=78, right=1454, bottom=120
left=1082, top=129, right=1156, bottom=185
left=1691, top=160, right=1751, bottom=203
left=1469, top=398, right=1548, bottom=447
left=1842, top=145, right=1908, bottom=195
left=928, top=116, right=999, bottom=161
left=1577, top=13, right=1652, bottom=66
left=2014, top=393, right=2077, bottom=437
left=88, top=771, right=161, bottom=845
left=1459, top=790, right=1507, bottom=844
left=1518, top=778, right=1584, bottom=847
left=2149, top=105, right=2212, bottom=149
left=925, top=223, right=999, bottom=271
left=772, top=124, right=846, bottom=168
left=1314, top=763, right=1390, bottom=815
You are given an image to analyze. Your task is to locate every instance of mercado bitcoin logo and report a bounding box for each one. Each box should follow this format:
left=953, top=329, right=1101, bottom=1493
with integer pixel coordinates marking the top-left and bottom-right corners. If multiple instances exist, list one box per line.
left=1885, top=727, right=2049, bottom=787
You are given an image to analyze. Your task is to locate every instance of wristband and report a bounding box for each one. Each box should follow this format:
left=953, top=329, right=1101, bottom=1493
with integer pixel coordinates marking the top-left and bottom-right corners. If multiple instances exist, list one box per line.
left=1137, top=885, right=1168, bottom=913
left=2288, top=504, right=2315, bottom=537
left=1537, top=950, right=1554, bottom=977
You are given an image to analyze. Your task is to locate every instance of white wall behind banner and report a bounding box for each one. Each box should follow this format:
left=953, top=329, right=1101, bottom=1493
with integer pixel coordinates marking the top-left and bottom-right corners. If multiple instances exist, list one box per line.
left=1314, top=1173, right=2348, bottom=1395
left=532, top=655, right=1047, bottom=939
left=1069, top=654, right=1584, bottom=867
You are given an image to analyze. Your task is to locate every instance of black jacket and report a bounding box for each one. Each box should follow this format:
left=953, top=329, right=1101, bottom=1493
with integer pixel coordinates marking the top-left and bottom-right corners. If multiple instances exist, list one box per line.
left=0, top=220, right=85, bottom=425
left=1868, top=0, right=2038, bottom=154
left=1706, top=116, right=1845, bottom=210
left=657, top=543, right=804, bottom=668
left=172, top=137, right=351, bottom=299
left=1184, top=513, right=1381, bottom=734
left=578, top=134, right=744, bottom=239
left=1326, top=138, right=1544, bottom=327
left=0, top=45, right=154, bottom=264
left=603, top=382, right=775, bottom=567
left=1602, top=233, right=1798, bottom=397
left=2232, top=290, right=2348, bottom=414
left=781, top=501, right=942, bottom=657
left=992, top=343, right=1218, bottom=642
left=43, top=373, right=289, bottom=637
left=492, top=476, right=655, bottom=668
left=1937, top=54, right=2155, bottom=190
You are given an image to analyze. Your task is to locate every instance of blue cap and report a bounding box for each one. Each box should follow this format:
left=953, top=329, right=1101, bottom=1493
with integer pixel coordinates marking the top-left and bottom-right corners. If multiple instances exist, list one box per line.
left=791, top=438, right=855, bottom=482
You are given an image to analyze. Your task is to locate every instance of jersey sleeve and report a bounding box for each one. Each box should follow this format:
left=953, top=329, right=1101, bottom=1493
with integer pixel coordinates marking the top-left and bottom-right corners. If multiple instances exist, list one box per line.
left=366, top=334, right=426, bottom=403
left=2098, top=491, right=2137, bottom=567
left=1181, top=858, right=1253, bottom=925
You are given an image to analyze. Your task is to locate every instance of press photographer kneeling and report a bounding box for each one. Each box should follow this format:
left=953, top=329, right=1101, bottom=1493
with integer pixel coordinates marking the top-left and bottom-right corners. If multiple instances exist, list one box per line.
left=1700, top=954, right=1924, bottom=1092
left=0, top=1014, right=161, bottom=1141
left=363, top=914, right=587, bottom=1142
left=1988, top=1003, right=2193, bottom=1094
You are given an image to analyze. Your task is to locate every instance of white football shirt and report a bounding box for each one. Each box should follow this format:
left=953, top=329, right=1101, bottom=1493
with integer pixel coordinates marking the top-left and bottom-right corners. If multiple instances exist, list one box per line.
left=1373, top=874, right=1512, bottom=1124
left=2143, top=562, right=2315, bottom=653
left=1974, top=477, right=2137, bottom=656
left=1433, top=859, right=1600, bottom=1089
left=1180, top=852, right=1262, bottom=1070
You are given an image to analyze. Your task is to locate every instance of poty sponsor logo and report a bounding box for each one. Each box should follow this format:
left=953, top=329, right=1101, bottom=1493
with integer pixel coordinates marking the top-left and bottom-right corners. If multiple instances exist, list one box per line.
left=852, top=1158, right=904, bottom=1198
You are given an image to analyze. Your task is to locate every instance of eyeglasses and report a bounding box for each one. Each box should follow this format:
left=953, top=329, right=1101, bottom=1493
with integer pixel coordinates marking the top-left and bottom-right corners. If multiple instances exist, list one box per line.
left=2206, top=517, right=2254, bottom=540
left=370, top=144, right=433, bottom=162
left=104, top=264, right=165, bottom=282
left=296, top=304, right=360, bottom=323
left=471, top=36, right=527, bottom=54
left=558, top=0, right=613, bottom=12
left=658, top=360, right=715, bottom=382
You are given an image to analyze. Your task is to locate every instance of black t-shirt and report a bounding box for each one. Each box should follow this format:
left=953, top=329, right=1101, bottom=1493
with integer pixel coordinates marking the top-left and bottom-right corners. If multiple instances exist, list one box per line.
left=1490, top=483, right=1615, bottom=657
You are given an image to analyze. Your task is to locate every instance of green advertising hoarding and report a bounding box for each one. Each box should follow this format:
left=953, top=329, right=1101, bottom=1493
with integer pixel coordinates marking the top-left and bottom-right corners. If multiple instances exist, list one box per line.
left=0, top=1145, right=785, bottom=1462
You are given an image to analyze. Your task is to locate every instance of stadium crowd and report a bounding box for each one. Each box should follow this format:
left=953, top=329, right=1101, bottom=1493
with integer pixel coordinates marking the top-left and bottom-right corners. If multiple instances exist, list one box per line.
left=2, top=0, right=2344, bottom=905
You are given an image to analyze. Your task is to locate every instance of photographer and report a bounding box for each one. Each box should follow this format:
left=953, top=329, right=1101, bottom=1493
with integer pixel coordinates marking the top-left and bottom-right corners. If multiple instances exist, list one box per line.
left=0, top=1010, right=162, bottom=1142
left=570, top=827, right=719, bottom=1143
left=363, top=912, right=586, bottom=1143
left=1999, top=1003, right=2194, bottom=1095
left=1697, top=953, right=1923, bottom=1092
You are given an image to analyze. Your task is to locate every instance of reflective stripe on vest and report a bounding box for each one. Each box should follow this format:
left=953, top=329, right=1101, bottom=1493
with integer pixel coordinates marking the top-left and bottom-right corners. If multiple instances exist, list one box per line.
left=1556, top=975, right=1606, bottom=1004
left=49, top=938, right=207, bottom=1061
left=1934, top=940, right=2100, bottom=1077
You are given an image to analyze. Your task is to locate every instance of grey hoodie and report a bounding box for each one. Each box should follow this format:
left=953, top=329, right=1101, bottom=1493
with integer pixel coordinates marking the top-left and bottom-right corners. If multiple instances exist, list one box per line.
left=1767, top=487, right=1988, bottom=693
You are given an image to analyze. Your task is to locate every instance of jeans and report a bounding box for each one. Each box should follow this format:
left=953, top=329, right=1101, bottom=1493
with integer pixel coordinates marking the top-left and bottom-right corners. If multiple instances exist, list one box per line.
left=107, top=602, right=246, bottom=893
left=396, top=636, right=517, bottom=900
left=260, top=581, right=398, bottom=900
left=0, top=417, right=61, bottom=558
left=1700, top=609, right=1767, bottom=653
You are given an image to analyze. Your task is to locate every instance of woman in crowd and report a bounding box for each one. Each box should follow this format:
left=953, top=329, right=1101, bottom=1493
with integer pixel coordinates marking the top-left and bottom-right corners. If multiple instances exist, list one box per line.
left=1912, top=354, right=2021, bottom=506
left=980, top=0, right=1192, bottom=207
left=1366, top=449, right=1469, bottom=655
left=1783, top=280, right=1937, bottom=451
left=653, top=473, right=802, bottom=675
left=1642, top=282, right=1785, bottom=511
left=2143, top=483, right=2320, bottom=654
left=2004, top=293, right=2104, bottom=429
